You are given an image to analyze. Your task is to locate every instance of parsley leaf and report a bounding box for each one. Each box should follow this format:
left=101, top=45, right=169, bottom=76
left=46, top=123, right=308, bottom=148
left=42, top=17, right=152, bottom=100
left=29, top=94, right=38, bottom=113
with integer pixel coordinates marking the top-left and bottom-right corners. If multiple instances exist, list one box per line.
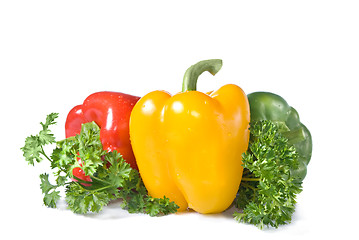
left=74, top=122, right=105, bottom=176
left=145, top=196, right=179, bottom=216
left=65, top=182, right=115, bottom=214
left=40, top=173, right=61, bottom=208
left=233, top=120, right=303, bottom=229
left=22, top=135, right=43, bottom=165
left=40, top=173, right=57, bottom=194
left=118, top=168, right=179, bottom=216
left=21, top=113, right=58, bottom=165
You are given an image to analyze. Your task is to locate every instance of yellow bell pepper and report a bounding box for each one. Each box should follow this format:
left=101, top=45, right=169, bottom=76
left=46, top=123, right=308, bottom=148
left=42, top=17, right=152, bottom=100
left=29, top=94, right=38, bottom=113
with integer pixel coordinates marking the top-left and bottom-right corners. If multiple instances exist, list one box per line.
left=129, top=59, right=250, bottom=214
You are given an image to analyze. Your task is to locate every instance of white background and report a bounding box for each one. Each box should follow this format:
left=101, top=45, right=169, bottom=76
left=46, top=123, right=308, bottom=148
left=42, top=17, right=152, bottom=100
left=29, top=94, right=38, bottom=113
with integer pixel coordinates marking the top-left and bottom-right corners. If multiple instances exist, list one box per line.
left=1, top=0, right=359, bottom=239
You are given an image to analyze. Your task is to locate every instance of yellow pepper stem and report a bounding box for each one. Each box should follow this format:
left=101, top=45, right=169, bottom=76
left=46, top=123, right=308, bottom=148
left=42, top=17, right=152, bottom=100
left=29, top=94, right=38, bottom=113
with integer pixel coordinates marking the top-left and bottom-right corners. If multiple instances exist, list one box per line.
left=182, top=59, right=223, bottom=92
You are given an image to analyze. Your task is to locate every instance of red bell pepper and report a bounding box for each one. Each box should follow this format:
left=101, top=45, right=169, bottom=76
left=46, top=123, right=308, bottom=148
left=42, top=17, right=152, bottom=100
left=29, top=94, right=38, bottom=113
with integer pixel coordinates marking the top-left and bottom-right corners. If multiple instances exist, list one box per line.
left=65, top=91, right=140, bottom=183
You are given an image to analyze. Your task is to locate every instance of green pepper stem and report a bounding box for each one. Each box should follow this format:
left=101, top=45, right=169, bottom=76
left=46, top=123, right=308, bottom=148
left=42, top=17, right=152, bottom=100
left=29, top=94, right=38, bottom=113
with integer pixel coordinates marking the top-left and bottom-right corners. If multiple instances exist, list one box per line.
left=182, top=59, right=223, bottom=92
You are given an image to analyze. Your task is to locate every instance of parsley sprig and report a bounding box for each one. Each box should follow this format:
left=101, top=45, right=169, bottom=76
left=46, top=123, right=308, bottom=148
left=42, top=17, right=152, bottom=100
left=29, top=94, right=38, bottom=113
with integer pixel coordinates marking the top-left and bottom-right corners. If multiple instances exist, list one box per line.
left=21, top=113, right=179, bottom=216
left=233, top=120, right=303, bottom=229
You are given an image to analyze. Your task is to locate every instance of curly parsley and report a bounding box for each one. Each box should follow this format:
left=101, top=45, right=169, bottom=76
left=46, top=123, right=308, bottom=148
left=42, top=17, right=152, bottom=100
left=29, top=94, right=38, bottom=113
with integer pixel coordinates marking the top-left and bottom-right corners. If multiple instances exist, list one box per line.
left=21, top=113, right=178, bottom=215
left=233, top=120, right=303, bottom=229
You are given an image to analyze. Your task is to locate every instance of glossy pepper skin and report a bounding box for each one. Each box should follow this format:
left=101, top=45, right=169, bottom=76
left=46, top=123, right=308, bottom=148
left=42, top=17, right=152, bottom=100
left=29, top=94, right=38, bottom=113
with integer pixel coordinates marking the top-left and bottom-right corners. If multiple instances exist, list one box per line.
left=65, top=92, right=140, bottom=180
left=247, top=92, right=312, bottom=183
left=130, top=59, right=250, bottom=213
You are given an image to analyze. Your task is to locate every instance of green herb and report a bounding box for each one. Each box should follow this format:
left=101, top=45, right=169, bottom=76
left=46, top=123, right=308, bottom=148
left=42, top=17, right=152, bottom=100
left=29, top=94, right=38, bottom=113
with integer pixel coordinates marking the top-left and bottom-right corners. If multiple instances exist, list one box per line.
left=233, top=120, right=303, bottom=229
left=22, top=113, right=59, bottom=165
left=21, top=113, right=179, bottom=215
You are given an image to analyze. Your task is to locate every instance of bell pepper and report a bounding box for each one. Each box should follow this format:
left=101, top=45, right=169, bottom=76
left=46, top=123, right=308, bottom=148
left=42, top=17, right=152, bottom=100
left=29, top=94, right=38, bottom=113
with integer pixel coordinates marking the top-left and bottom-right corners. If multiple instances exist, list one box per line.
left=65, top=91, right=140, bottom=183
left=129, top=59, right=250, bottom=213
left=247, top=92, right=312, bottom=182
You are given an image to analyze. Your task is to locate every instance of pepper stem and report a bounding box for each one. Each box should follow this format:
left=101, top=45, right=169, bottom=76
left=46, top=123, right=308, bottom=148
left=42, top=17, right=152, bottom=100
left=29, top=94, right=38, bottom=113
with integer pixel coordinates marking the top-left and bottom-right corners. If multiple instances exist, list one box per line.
left=182, top=59, right=223, bottom=92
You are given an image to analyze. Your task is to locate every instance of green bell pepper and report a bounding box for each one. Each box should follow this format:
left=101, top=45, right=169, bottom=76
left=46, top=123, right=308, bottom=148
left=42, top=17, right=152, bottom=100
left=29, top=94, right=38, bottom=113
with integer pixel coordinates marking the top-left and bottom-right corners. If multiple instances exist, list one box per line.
left=247, top=92, right=312, bottom=183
